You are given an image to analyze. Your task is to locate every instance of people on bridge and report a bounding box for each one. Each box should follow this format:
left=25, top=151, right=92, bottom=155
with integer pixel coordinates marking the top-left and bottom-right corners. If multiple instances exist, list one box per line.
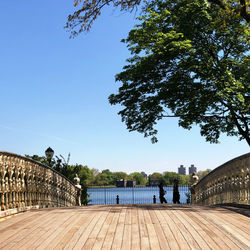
left=158, top=182, right=167, bottom=203
left=173, top=179, right=180, bottom=204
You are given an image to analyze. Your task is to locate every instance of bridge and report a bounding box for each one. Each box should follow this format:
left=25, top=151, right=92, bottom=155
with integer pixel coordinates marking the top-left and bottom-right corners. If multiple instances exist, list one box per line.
left=0, top=151, right=249, bottom=249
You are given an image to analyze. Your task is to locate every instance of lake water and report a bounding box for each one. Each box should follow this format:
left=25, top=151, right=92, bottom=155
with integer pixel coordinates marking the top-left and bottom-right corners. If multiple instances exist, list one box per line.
left=87, top=186, right=190, bottom=205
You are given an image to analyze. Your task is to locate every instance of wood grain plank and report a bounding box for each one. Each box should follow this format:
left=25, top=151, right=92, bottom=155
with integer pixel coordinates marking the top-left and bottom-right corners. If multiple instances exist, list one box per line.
left=191, top=207, right=241, bottom=250
left=2, top=211, right=61, bottom=249
left=71, top=208, right=107, bottom=249
left=10, top=212, right=63, bottom=249
left=35, top=212, right=76, bottom=249
left=52, top=213, right=94, bottom=250
left=138, top=206, right=150, bottom=250
left=111, top=206, right=126, bottom=250
left=101, top=208, right=120, bottom=250
left=0, top=210, right=54, bottom=246
left=199, top=208, right=250, bottom=249
left=154, top=208, right=179, bottom=250
left=81, top=208, right=111, bottom=250
left=121, top=224, right=132, bottom=250
left=174, top=208, right=211, bottom=250
left=0, top=211, right=41, bottom=230
left=144, top=208, right=161, bottom=250
left=0, top=204, right=249, bottom=250
left=43, top=212, right=82, bottom=249
left=148, top=208, right=170, bottom=250
left=131, top=206, right=140, bottom=250
left=167, top=208, right=201, bottom=249
left=210, top=207, right=250, bottom=235
left=92, top=208, right=116, bottom=250
left=188, top=210, right=233, bottom=250
left=221, top=224, right=250, bottom=248
left=177, top=209, right=220, bottom=250
left=160, top=207, right=191, bottom=250
left=63, top=211, right=97, bottom=250
left=121, top=206, right=132, bottom=250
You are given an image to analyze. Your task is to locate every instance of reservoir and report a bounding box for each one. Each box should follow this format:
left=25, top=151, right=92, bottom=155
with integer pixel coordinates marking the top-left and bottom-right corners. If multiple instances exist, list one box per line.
left=87, top=186, right=190, bottom=205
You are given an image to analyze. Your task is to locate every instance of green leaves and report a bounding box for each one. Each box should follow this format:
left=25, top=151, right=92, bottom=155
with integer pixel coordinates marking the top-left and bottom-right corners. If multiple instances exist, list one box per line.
left=110, top=0, right=250, bottom=145
left=66, top=0, right=250, bottom=37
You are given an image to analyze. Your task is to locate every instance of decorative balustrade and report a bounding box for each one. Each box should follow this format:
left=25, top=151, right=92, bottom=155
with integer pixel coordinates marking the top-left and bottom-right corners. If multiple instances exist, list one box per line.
left=191, top=153, right=250, bottom=205
left=0, top=151, right=81, bottom=213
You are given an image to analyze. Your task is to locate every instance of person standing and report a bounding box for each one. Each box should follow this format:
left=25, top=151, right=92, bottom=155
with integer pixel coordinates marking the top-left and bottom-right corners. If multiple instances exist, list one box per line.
left=173, top=179, right=180, bottom=204
left=158, top=182, right=167, bottom=203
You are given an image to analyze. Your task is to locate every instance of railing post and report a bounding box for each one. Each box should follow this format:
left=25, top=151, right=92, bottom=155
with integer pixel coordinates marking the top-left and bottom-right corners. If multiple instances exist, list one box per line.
left=190, top=173, right=199, bottom=204
left=1, top=193, right=5, bottom=211
left=74, top=174, right=82, bottom=206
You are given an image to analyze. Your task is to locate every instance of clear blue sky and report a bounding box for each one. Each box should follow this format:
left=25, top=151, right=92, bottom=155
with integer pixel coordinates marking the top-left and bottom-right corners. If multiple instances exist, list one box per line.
left=0, top=0, right=249, bottom=175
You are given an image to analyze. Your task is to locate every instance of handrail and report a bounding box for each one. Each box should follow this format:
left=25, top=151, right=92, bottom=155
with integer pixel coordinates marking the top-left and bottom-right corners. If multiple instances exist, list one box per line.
left=0, top=151, right=75, bottom=184
left=0, top=151, right=81, bottom=211
left=191, top=153, right=250, bottom=205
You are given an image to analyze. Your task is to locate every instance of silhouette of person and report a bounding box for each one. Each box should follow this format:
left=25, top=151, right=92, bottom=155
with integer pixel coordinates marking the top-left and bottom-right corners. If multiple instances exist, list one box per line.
left=173, top=179, right=180, bottom=204
left=158, top=182, right=167, bottom=203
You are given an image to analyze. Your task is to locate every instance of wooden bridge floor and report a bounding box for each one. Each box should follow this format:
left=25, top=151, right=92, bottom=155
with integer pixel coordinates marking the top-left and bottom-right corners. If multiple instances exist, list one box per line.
left=0, top=204, right=249, bottom=250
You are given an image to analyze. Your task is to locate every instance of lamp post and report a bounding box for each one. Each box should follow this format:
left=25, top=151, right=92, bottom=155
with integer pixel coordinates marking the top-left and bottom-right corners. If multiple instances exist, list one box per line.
left=45, top=147, right=54, bottom=167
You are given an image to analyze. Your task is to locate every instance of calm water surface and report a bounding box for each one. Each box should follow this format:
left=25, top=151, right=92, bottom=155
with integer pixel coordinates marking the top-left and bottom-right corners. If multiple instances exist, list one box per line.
left=87, top=186, right=190, bottom=205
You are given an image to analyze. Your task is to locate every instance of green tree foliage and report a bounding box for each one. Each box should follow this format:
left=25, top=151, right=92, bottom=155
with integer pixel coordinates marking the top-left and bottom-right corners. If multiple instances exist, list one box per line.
left=25, top=153, right=195, bottom=188
left=197, top=169, right=212, bottom=180
left=148, top=172, right=164, bottom=179
left=148, top=171, right=191, bottom=185
left=66, top=0, right=249, bottom=36
left=148, top=172, right=164, bottom=183
left=25, top=154, right=47, bottom=164
left=25, top=154, right=67, bottom=172
left=109, top=0, right=249, bottom=145
left=128, top=172, right=147, bottom=185
left=163, top=172, right=189, bottom=185
left=113, top=171, right=128, bottom=180
left=72, top=164, right=96, bottom=185
left=94, top=173, right=110, bottom=185
left=94, top=169, right=115, bottom=185
left=25, top=153, right=94, bottom=204
left=183, top=174, right=192, bottom=185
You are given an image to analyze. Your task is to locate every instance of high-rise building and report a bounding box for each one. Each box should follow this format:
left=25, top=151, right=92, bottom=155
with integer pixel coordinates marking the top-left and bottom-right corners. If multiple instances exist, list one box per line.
left=189, top=164, right=197, bottom=175
left=178, top=165, right=186, bottom=175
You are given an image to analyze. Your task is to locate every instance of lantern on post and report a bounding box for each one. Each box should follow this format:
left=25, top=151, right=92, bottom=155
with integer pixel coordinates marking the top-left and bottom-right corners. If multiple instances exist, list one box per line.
left=45, top=147, right=54, bottom=167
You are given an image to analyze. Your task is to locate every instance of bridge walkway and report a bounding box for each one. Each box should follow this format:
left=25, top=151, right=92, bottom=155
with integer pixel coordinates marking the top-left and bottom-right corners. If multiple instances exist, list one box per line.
left=0, top=204, right=249, bottom=249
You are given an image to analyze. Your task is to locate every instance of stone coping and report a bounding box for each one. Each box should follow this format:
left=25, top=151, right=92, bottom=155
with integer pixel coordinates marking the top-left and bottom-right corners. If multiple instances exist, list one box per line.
left=196, top=152, right=250, bottom=186
left=0, top=150, right=75, bottom=186
left=0, top=205, right=40, bottom=219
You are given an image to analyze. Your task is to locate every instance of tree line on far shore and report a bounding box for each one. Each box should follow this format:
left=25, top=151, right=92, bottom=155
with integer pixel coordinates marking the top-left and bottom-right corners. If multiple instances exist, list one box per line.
left=25, top=153, right=211, bottom=187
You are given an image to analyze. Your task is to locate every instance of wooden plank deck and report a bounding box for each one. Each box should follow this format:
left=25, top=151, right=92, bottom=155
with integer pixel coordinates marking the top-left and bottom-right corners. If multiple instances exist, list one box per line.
left=0, top=204, right=249, bottom=250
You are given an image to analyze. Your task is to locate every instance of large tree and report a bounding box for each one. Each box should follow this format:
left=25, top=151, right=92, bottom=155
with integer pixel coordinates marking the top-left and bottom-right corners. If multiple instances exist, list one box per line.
left=108, top=0, right=249, bottom=145
left=66, top=0, right=249, bottom=36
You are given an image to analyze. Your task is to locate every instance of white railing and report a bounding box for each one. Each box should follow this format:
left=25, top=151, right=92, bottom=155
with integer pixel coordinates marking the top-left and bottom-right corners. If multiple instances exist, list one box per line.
left=191, top=153, right=250, bottom=205
left=0, top=151, right=81, bottom=212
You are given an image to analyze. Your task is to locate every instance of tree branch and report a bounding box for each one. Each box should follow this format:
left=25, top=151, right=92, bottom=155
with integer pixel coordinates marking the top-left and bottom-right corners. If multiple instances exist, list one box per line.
left=239, top=0, right=250, bottom=22
left=208, top=0, right=226, bottom=9
left=208, top=0, right=250, bottom=22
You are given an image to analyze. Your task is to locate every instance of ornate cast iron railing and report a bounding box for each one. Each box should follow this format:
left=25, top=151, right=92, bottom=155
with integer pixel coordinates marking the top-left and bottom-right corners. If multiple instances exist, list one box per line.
left=191, top=153, right=250, bottom=205
left=0, top=151, right=81, bottom=212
